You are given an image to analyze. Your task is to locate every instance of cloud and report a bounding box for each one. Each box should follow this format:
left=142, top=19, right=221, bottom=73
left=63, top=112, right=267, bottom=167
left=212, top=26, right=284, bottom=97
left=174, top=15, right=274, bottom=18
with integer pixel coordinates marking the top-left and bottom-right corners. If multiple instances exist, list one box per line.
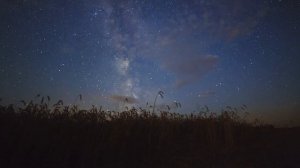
left=163, top=53, right=218, bottom=88
left=155, top=38, right=219, bottom=87
left=197, top=91, right=216, bottom=98
left=110, top=95, right=139, bottom=104
left=143, top=0, right=268, bottom=88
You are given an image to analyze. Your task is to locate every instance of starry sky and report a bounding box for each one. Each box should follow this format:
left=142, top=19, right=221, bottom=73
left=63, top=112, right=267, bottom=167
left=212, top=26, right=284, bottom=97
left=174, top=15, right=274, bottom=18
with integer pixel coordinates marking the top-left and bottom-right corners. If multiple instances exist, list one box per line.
left=0, top=0, right=299, bottom=125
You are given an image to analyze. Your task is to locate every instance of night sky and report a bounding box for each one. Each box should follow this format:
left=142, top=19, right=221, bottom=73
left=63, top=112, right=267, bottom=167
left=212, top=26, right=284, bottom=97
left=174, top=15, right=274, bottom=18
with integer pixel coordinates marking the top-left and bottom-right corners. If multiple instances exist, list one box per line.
left=0, top=0, right=299, bottom=125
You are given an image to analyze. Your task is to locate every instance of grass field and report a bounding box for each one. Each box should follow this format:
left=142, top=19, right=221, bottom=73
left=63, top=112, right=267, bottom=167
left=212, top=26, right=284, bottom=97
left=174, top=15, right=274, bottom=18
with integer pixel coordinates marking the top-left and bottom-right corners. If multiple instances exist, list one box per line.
left=0, top=99, right=299, bottom=168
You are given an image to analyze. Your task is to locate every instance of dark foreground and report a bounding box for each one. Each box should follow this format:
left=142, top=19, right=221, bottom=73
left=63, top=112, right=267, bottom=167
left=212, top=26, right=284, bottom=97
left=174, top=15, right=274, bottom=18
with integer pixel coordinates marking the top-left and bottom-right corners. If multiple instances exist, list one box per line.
left=0, top=103, right=299, bottom=168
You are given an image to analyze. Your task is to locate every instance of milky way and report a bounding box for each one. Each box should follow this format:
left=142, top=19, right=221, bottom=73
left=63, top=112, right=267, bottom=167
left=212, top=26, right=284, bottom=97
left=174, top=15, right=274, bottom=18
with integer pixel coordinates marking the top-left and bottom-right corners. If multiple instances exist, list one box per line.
left=0, top=0, right=299, bottom=125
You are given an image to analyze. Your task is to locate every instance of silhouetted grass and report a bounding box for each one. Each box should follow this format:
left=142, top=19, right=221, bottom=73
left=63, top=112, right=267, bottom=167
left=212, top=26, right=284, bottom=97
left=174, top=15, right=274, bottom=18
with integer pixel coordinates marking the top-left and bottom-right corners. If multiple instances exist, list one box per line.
left=0, top=99, right=299, bottom=168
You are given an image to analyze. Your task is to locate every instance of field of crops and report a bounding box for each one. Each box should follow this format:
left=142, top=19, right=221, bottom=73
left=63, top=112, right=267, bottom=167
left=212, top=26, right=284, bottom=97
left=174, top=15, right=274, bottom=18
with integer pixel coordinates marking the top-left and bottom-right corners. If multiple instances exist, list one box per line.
left=0, top=99, right=299, bottom=168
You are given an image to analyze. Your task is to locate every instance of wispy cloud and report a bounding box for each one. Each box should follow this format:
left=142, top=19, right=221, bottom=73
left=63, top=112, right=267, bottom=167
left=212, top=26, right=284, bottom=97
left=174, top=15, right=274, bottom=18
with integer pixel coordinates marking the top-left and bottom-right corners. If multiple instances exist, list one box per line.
left=198, top=91, right=216, bottom=98
left=110, top=95, right=139, bottom=104
left=163, top=53, right=219, bottom=88
left=143, top=0, right=268, bottom=87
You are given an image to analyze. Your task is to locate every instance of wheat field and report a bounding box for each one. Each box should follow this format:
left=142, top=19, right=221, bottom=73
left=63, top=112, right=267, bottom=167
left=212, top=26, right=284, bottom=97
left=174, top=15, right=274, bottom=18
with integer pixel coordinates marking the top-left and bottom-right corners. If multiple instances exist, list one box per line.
left=0, top=97, right=299, bottom=168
